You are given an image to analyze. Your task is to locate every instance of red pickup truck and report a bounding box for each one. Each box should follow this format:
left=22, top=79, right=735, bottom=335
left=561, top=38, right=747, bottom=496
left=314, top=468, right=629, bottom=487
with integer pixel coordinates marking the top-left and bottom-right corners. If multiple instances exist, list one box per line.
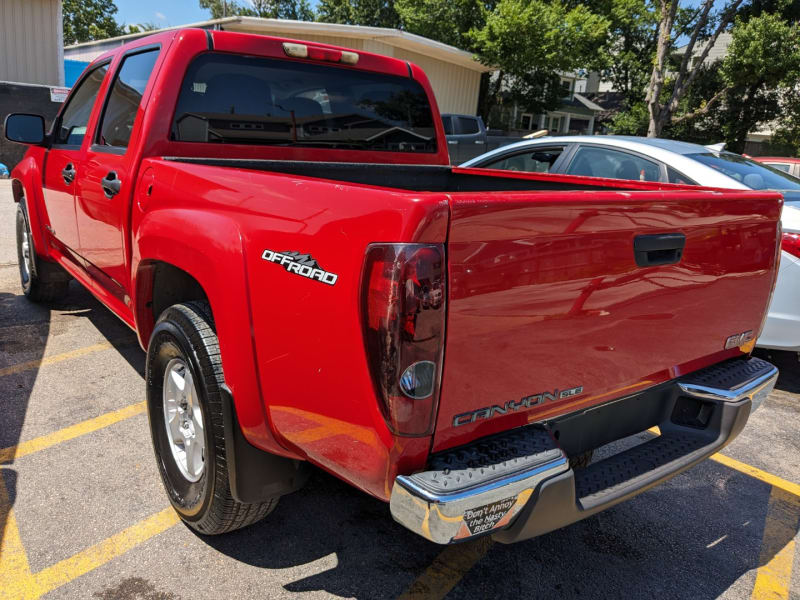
left=5, top=28, right=782, bottom=544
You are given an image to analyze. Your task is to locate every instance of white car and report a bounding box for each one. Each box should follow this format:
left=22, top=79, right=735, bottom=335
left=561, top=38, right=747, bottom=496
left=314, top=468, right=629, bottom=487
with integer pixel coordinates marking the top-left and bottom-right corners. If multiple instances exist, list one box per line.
left=462, top=135, right=800, bottom=351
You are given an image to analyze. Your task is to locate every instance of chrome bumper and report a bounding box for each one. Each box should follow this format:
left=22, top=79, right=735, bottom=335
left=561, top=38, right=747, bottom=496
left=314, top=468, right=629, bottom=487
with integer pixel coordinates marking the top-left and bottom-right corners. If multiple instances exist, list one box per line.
left=678, top=356, right=778, bottom=412
left=390, top=356, right=777, bottom=545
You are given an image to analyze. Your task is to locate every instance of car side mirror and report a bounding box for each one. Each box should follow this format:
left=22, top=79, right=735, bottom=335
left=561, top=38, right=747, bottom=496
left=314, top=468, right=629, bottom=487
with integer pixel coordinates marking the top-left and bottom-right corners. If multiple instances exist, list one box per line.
left=4, top=113, right=46, bottom=145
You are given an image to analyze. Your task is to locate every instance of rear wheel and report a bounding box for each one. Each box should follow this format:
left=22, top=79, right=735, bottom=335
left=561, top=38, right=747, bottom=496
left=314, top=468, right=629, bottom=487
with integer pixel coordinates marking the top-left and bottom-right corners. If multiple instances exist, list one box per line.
left=146, top=301, right=278, bottom=534
left=15, top=202, right=70, bottom=302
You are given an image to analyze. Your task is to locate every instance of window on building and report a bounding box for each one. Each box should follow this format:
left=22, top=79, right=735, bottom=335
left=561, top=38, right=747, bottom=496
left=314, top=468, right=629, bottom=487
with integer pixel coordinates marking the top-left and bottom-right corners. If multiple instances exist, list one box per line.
left=54, top=63, right=109, bottom=146
left=566, top=146, right=661, bottom=182
left=549, top=116, right=561, bottom=133
left=520, top=114, right=533, bottom=130
left=481, top=146, right=565, bottom=173
left=97, top=49, right=160, bottom=148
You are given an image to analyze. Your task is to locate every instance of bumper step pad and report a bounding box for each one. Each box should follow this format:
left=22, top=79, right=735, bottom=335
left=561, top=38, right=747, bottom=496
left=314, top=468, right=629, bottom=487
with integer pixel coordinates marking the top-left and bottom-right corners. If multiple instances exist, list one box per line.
left=574, top=431, right=708, bottom=510
left=404, top=427, right=562, bottom=497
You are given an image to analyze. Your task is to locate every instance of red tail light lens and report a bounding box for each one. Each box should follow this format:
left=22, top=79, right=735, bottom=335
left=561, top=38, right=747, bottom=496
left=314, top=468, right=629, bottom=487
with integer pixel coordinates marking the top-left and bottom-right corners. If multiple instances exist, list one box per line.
left=781, top=232, right=800, bottom=258
left=361, top=244, right=446, bottom=436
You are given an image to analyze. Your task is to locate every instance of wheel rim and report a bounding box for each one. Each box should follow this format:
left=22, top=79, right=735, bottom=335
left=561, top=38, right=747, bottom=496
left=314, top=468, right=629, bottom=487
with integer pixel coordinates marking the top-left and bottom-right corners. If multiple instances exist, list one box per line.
left=19, top=219, right=32, bottom=285
left=162, top=358, right=205, bottom=482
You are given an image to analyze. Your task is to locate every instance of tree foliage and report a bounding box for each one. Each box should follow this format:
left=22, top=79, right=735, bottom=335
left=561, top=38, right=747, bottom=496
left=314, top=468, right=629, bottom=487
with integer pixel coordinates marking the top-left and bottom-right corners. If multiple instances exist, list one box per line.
left=62, top=0, right=124, bottom=45
left=199, top=0, right=314, bottom=21
left=317, top=0, right=401, bottom=27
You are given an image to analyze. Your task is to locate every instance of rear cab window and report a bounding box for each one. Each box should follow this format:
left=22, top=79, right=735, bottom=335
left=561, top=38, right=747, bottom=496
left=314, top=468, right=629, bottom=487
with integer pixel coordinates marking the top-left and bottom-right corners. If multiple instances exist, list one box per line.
left=171, top=53, right=437, bottom=153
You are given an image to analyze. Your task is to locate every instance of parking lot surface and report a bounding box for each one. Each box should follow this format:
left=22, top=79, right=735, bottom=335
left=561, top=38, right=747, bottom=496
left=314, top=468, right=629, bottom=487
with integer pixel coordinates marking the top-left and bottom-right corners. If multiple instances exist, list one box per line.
left=0, top=179, right=798, bottom=599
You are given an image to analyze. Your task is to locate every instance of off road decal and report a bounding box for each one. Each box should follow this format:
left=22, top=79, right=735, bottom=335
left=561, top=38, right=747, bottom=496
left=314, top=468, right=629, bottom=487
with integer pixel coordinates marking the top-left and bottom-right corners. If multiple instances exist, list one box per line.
left=261, top=250, right=338, bottom=286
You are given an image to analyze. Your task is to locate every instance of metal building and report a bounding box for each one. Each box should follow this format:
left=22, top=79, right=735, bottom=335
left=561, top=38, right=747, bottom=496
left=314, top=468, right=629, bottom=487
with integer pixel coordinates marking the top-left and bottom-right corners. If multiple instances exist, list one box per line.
left=0, top=0, right=64, bottom=85
left=63, top=17, right=491, bottom=115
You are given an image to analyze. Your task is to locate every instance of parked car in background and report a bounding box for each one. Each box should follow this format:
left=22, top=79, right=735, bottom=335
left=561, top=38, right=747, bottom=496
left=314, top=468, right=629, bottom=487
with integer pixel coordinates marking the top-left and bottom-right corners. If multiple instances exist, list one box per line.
left=441, top=113, right=521, bottom=164
left=0, top=162, right=9, bottom=178
left=753, top=156, right=800, bottom=179
left=463, top=135, right=800, bottom=353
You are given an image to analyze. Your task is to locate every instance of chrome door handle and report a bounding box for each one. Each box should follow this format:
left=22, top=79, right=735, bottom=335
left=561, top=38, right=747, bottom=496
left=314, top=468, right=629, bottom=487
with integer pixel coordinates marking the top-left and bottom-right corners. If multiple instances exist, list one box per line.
left=61, top=164, right=76, bottom=184
left=101, top=171, right=121, bottom=198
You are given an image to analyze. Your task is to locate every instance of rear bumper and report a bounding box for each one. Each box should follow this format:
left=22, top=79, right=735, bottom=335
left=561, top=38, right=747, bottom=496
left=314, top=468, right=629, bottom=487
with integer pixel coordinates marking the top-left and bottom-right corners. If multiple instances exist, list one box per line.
left=390, top=356, right=777, bottom=545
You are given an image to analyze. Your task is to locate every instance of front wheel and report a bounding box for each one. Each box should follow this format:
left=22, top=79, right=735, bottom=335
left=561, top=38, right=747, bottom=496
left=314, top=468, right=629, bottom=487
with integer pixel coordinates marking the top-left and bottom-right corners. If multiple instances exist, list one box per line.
left=146, top=301, right=278, bottom=534
left=16, top=202, right=70, bottom=302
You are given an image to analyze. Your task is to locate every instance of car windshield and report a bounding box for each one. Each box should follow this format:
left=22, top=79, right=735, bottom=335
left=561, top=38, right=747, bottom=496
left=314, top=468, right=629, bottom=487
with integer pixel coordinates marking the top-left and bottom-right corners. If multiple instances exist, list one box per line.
left=172, top=53, right=437, bottom=153
left=687, top=152, right=800, bottom=190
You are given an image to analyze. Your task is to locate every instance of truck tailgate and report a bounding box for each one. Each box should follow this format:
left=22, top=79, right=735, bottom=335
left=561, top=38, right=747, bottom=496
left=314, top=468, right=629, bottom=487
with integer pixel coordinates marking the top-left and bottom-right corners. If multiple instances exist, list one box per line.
left=434, top=188, right=782, bottom=451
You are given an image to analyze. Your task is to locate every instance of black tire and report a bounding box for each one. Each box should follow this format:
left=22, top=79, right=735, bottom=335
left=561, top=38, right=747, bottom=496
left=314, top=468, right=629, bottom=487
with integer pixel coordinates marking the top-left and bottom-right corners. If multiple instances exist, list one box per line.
left=146, top=301, right=278, bottom=534
left=16, top=202, right=70, bottom=302
left=569, top=450, right=594, bottom=470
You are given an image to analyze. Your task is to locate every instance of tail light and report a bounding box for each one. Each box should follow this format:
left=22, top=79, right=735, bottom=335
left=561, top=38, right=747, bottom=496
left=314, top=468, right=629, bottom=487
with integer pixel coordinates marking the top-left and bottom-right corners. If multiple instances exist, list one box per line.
left=781, top=232, right=800, bottom=258
left=361, top=244, right=446, bottom=436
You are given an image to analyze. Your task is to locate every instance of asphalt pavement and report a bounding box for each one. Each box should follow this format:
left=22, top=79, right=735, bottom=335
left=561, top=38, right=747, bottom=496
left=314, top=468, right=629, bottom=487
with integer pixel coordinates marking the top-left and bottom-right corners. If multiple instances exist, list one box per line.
left=0, top=180, right=798, bottom=600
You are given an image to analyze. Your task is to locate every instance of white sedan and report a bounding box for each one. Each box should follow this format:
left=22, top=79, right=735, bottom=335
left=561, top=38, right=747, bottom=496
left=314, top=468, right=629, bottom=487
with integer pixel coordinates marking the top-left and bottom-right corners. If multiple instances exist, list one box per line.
left=462, top=135, right=800, bottom=351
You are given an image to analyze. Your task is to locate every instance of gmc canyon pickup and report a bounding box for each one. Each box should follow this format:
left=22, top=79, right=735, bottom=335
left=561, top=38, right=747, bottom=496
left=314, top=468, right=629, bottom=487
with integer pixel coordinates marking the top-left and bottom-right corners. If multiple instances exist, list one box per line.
left=5, top=28, right=781, bottom=544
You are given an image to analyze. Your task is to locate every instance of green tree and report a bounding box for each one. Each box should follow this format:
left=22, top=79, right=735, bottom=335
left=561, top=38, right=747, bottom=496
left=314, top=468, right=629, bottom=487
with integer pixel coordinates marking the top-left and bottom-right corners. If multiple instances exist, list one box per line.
left=395, top=0, right=486, bottom=49
left=316, top=0, right=400, bottom=27
left=62, top=0, right=124, bottom=45
left=199, top=0, right=314, bottom=21
left=662, top=13, right=800, bottom=152
left=469, top=0, right=609, bottom=119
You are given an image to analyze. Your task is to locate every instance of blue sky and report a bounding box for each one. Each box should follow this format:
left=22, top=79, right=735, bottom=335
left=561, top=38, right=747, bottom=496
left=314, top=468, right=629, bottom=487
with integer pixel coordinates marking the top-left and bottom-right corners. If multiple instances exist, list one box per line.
left=114, top=0, right=211, bottom=28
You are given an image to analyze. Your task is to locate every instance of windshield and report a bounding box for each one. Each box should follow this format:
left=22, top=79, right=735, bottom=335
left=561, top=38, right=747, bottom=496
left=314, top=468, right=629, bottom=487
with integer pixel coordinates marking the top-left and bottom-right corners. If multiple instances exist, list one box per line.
left=688, top=152, right=800, bottom=190
left=172, top=53, right=437, bottom=153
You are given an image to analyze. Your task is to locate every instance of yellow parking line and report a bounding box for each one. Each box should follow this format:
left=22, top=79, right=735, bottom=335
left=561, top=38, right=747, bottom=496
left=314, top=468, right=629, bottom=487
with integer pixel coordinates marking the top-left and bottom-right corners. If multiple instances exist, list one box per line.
left=0, top=342, right=116, bottom=378
left=30, top=507, right=180, bottom=597
left=0, top=474, right=39, bottom=600
left=751, top=487, right=800, bottom=600
left=710, top=454, right=800, bottom=499
left=0, top=402, right=146, bottom=464
left=397, top=537, right=493, bottom=600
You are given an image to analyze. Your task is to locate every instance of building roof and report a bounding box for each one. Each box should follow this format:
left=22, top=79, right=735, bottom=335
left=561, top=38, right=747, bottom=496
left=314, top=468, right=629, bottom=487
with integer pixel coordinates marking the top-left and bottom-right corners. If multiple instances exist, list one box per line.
left=64, top=16, right=492, bottom=73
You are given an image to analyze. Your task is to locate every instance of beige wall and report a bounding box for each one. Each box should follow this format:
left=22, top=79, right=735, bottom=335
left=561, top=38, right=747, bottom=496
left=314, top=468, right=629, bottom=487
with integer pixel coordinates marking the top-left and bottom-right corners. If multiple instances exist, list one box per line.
left=0, top=0, right=63, bottom=85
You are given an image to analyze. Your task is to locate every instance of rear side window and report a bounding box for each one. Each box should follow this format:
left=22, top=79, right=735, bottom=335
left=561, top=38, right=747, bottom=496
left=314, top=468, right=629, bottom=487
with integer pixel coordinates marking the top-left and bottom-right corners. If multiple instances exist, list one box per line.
left=482, top=146, right=564, bottom=173
left=454, top=116, right=480, bottom=135
left=766, top=162, right=791, bottom=173
left=442, top=116, right=453, bottom=135
left=172, top=53, right=437, bottom=153
left=566, top=146, right=661, bottom=182
left=97, top=49, right=160, bottom=148
left=667, top=167, right=696, bottom=185
left=54, top=63, right=109, bottom=146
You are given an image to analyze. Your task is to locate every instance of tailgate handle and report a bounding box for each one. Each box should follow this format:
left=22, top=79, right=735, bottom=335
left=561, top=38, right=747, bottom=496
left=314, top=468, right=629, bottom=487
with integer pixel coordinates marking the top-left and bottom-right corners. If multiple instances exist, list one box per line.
left=634, top=233, right=685, bottom=267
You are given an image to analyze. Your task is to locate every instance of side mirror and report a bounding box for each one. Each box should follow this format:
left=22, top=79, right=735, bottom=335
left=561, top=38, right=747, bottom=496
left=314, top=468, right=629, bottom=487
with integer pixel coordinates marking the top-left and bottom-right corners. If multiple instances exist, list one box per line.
left=4, top=113, right=46, bottom=145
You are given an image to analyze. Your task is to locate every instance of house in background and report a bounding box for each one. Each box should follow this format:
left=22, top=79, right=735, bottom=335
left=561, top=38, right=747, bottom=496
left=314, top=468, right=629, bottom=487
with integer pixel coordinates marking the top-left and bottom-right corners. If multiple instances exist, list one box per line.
left=63, top=16, right=492, bottom=116
left=508, top=72, right=604, bottom=136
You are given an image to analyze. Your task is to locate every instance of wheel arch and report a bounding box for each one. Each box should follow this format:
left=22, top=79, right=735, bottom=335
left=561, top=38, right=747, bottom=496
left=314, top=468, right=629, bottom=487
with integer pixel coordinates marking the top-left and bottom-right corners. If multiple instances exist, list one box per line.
left=133, top=212, right=293, bottom=459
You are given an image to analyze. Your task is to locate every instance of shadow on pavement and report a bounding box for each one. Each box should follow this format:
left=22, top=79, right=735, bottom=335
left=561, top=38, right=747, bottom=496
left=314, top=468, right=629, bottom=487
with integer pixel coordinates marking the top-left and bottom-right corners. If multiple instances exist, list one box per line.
left=753, top=348, right=800, bottom=394
left=0, top=278, right=142, bottom=551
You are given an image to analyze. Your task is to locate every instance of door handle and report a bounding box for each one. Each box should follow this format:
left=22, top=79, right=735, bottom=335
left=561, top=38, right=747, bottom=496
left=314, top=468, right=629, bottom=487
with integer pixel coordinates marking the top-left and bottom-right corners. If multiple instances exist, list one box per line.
left=448, top=140, right=458, bottom=145
left=101, top=171, right=121, bottom=198
left=633, top=233, right=685, bottom=267
left=61, top=164, right=76, bottom=185
left=475, top=140, right=485, bottom=144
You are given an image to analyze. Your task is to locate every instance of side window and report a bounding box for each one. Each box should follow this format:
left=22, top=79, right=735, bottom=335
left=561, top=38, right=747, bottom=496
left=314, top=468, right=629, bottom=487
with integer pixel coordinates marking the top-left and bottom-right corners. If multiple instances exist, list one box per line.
left=483, top=146, right=565, bottom=173
left=667, top=167, right=697, bottom=185
left=54, top=64, right=109, bottom=146
left=97, top=49, right=160, bottom=149
left=766, top=163, right=792, bottom=173
left=566, top=146, right=661, bottom=182
left=455, top=116, right=480, bottom=135
left=442, top=116, right=453, bottom=135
